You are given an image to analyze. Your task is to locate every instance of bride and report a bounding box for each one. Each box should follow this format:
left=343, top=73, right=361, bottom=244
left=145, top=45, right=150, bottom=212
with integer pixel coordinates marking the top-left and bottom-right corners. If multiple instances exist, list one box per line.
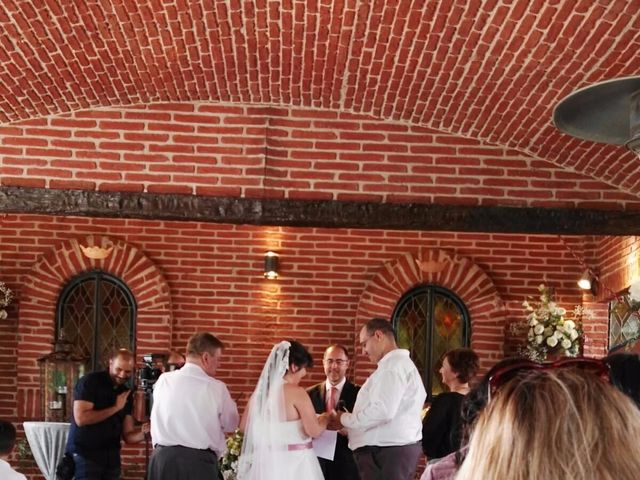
left=238, top=340, right=329, bottom=479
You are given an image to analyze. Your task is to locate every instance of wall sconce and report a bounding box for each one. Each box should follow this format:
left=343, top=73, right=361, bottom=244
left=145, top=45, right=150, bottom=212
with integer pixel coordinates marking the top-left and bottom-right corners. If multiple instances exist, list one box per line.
left=264, top=251, right=279, bottom=279
left=577, top=269, right=596, bottom=293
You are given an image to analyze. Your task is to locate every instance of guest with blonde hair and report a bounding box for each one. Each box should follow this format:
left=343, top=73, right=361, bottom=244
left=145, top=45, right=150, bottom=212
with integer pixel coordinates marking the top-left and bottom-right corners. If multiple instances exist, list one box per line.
left=455, top=366, right=640, bottom=480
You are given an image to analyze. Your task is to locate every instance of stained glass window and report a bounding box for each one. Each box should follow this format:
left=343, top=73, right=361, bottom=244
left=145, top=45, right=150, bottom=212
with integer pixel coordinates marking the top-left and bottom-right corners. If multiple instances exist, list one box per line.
left=56, top=271, right=136, bottom=372
left=609, top=294, right=640, bottom=350
left=392, top=284, right=470, bottom=401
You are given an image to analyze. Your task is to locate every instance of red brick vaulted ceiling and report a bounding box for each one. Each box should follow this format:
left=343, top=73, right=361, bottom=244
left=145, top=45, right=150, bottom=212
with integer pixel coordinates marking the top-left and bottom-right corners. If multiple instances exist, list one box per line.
left=0, top=1, right=639, bottom=195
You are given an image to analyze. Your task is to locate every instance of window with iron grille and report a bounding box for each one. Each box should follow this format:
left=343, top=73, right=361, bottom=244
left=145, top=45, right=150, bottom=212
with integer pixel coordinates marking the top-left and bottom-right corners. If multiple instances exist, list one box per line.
left=56, top=270, right=136, bottom=372
left=391, top=284, right=470, bottom=402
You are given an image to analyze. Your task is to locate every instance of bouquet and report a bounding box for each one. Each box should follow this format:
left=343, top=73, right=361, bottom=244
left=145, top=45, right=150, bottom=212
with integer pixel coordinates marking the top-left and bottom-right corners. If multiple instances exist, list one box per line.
left=219, top=429, right=243, bottom=480
left=522, top=284, right=583, bottom=362
left=0, top=282, right=14, bottom=320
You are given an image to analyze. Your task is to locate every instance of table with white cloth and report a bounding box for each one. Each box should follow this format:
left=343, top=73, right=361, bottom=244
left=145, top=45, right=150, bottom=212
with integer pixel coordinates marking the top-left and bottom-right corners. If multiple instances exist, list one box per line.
left=23, top=421, right=70, bottom=480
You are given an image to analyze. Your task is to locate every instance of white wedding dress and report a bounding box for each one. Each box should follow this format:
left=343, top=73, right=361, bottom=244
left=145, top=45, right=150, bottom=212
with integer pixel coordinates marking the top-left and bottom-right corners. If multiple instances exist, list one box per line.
left=238, top=342, right=324, bottom=480
left=245, top=420, right=324, bottom=480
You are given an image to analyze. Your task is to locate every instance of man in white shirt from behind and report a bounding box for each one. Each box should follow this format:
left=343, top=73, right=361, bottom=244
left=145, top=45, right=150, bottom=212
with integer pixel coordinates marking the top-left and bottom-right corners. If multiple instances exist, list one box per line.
left=0, top=420, right=26, bottom=480
left=148, top=332, right=239, bottom=480
left=333, top=318, right=426, bottom=480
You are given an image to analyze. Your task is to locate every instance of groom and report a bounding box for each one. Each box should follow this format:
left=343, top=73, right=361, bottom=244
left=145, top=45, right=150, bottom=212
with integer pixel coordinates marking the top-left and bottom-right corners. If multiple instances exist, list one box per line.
left=307, top=344, right=360, bottom=480
left=332, top=318, right=426, bottom=480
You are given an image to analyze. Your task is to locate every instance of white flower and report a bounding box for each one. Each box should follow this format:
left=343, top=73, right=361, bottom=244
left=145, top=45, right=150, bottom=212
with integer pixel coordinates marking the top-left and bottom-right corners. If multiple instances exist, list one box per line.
left=630, top=280, right=640, bottom=302
left=0, top=309, right=6, bottom=320
left=522, top=284, right=583, bottom=361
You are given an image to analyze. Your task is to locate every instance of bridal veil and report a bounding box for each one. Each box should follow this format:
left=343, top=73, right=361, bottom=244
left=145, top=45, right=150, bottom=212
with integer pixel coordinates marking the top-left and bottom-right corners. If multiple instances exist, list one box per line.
left=238, top=341, right=290, bottom=479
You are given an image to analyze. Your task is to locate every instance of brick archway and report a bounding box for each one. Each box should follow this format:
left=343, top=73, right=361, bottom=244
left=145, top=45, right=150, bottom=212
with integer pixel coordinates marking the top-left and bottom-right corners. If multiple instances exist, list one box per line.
left=16, top=235, right=172, bottom=419
left=353, top=249, right=506, bottom=379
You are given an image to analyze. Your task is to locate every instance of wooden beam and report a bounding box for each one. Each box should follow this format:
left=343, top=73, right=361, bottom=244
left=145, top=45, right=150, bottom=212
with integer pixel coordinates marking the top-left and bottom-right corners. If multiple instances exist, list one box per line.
left=2, top=186, right=640, bottom=234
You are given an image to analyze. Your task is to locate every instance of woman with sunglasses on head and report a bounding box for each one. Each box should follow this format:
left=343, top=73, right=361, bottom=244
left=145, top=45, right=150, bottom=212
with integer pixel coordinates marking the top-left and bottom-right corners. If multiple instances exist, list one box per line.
left=421, top=348, right=479, bottom=462
left=455, top=365, right=640, bottom=480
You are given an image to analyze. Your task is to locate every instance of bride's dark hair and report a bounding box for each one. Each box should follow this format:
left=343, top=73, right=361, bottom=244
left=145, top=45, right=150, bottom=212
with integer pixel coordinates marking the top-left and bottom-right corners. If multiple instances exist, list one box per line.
left=288, top=339, right=314, bottom=369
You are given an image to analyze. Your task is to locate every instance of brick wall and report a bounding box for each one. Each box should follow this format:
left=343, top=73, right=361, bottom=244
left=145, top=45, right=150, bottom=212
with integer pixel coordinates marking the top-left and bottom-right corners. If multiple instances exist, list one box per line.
left=2, top=103, right=639, bottom=209
left=0, top=103, right=634, bottom=478
left=1, top=214, right=608, bottom=398
left=0, top=214, right=621, bottom=479
left=597, top=235, right=640, bottom=297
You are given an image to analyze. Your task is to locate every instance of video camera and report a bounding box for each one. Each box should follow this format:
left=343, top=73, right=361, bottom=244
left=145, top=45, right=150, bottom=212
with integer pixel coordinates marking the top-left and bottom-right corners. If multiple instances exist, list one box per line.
left=138, top=353, right=166, bottom=393
left=134, top=353, right=166, bottom=423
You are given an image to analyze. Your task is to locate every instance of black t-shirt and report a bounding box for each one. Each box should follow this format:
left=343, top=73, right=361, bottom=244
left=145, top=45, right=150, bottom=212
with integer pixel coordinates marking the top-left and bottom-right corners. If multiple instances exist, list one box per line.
left=66, top=370, right=133, bottom=454
left=421, top=391, right=464, bottom=460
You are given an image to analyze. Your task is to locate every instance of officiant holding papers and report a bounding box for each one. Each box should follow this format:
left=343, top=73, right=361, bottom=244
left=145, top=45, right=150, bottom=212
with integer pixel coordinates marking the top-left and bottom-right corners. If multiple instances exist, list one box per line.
left=307, top=345, right=360, bottom=480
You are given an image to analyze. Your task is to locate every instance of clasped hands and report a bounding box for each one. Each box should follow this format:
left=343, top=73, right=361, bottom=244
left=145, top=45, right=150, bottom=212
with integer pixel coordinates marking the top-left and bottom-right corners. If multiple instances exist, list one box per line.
left=319, top=410, right=347, bottom=435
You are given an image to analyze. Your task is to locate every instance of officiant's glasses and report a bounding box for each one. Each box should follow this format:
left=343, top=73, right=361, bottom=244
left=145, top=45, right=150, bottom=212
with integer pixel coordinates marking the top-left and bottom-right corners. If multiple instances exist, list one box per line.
left=324, top=359, right=347, bottom=366
left=488, top=357, right=609, bottom=402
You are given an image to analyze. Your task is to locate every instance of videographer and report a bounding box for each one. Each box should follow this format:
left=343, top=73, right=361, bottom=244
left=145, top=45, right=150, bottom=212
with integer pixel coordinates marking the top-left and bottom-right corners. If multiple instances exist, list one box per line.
left=64, top=348, right=150, bottom=480
left=148, top=332, right=238, bottom=480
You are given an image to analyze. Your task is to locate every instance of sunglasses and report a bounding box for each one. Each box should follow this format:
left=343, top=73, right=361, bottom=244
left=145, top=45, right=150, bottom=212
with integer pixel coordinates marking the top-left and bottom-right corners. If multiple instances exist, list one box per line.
left=487, top=357, right=609, bottom=402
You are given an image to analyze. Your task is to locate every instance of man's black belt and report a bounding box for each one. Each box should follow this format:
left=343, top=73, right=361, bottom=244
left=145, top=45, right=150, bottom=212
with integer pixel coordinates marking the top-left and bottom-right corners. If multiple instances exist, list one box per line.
left=354, top=441, right=420, bottom=453
left=155, top=444, right=217, bottom=457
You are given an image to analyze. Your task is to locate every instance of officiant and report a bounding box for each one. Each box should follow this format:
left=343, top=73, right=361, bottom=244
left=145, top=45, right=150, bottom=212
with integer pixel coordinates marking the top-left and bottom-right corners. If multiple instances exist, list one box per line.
left=307, top=344, right=360, bottom=480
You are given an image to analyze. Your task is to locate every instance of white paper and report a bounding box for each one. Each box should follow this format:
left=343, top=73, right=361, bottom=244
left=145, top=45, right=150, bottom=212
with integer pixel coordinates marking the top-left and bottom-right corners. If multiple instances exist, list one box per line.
left=313, top=429, right=338, bottom=460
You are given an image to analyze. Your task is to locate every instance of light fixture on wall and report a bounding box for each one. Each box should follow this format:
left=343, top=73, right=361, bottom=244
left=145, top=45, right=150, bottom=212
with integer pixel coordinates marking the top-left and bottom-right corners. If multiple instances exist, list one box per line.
left=577, top=269, right=596, bottom=294
left=264, top=251, right=279, bottom=279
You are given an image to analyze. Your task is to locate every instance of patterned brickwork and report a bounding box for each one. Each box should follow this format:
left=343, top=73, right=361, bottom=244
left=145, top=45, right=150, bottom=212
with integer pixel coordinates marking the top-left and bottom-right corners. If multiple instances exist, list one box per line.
left=352, top=250, right=507, bottom=381
left=15, top=234, right=172, bottom=419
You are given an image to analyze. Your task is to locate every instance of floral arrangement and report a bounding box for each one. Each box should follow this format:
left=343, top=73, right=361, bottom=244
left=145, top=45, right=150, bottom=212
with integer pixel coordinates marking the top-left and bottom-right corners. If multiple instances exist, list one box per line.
left=219, top=429, right=243, bottom=480
left=0, top=282, right=14, bottom=320
left=523, top=284, right=583, bottom=362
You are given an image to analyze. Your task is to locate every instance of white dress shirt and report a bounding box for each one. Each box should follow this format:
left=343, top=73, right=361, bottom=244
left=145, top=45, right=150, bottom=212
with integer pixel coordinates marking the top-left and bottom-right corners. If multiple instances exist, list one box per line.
left=0, top=459, right=27, bottom=480
left=150, top=362, right=239, bottom=457
left=341, top=349, right=426, bottom=450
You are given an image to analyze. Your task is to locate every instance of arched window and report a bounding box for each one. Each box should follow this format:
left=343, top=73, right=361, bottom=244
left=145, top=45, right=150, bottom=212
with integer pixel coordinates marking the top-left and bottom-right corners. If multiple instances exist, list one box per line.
left=56, top=270, right=137, bottom=372
left=391, top=284, right=470, bottom=402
